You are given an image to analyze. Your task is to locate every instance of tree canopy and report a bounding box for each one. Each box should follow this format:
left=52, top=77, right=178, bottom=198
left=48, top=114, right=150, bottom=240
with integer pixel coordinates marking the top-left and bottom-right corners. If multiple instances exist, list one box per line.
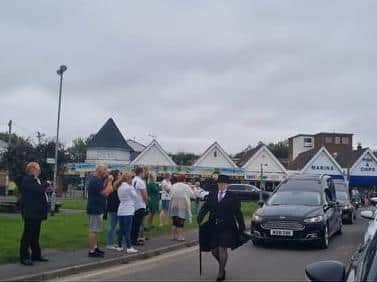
left=0, top=132, right=92, bottom=187
left=171, top=152, right=199, bottom=166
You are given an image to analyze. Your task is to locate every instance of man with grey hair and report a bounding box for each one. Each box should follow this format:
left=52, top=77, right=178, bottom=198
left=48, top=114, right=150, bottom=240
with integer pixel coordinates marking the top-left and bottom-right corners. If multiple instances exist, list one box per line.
left=86, top=164, right=113, bottom=258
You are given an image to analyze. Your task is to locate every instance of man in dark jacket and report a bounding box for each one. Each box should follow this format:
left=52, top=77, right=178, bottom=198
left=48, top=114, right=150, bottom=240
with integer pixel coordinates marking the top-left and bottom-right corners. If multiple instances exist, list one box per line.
left=19, top=162, right=50, bottom=266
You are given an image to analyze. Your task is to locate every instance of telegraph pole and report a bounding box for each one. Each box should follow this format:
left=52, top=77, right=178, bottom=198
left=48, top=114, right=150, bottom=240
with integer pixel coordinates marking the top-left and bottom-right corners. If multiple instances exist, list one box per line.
left=7, top=120, right=12, bottom=150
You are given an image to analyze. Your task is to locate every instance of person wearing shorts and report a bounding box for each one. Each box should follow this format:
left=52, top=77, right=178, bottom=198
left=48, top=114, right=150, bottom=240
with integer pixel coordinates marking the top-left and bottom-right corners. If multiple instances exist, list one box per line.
left=161, top=199, right=170, bottom=211
left=89, top=214, right=103, bottom=233
left=159, top=174, right=172, bottom=226
left=86, top=165, right=113, bottom=258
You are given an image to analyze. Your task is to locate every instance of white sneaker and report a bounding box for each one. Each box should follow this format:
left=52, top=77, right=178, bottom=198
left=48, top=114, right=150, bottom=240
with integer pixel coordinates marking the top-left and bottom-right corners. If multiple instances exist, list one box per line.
left=115, top=246, right=124, bottom=252
left=106, top=245, right=119, bottom=251
left=126, top=247, right=138, bottom=254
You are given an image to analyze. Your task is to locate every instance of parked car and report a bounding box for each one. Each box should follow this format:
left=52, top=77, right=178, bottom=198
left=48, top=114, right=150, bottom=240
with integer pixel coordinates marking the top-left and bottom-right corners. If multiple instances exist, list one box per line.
left=305, top=228, right=377, bottom=282
left=359, top=198, right=377, bottom=245
left=251, top=174, right=342, bottom=249
left=336, top=190, right=356, bottom=224
left=227, top=184, right=270, bottom=202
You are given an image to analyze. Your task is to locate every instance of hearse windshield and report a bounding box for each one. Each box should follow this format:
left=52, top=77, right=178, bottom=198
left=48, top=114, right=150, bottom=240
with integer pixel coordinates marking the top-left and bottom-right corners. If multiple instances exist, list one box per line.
left=268, top=191, right=322, bottom=206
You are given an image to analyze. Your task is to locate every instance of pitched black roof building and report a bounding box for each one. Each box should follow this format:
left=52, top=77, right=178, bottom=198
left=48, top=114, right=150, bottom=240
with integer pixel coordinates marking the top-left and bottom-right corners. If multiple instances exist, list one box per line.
left=87, top=118, right=133, bottom=151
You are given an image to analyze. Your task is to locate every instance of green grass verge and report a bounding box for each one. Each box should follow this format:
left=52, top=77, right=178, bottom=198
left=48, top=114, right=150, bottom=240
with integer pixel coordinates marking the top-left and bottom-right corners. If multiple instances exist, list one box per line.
left=0, top=201, right=258, bottom=264
left=59, top=198, right=87, bottom=210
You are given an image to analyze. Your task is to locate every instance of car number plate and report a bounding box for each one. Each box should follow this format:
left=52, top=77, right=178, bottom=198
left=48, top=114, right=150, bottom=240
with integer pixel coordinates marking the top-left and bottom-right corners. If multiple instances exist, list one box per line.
left=270, top=229, right=293, bottom=236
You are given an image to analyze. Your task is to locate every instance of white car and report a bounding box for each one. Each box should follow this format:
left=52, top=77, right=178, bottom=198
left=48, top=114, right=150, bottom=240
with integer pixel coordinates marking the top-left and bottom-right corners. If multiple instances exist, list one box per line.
left=360, top=198, right=377, bottom=245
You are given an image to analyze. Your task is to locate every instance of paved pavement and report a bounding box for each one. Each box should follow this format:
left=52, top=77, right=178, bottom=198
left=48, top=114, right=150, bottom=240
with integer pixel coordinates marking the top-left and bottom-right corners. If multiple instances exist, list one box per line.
left=0, top=228, right=198, bottom=281
left=57, top=216, right=368, bottom=281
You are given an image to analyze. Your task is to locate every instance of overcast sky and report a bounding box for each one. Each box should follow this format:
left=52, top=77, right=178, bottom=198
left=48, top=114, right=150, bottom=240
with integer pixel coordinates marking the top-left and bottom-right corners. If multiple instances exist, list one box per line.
left=1, top=1, right=377, bottom=154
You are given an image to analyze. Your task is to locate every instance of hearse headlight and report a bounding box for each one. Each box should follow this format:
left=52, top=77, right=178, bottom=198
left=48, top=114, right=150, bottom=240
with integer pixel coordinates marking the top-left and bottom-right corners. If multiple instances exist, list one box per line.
left=304, top=215, right=324, bottom=223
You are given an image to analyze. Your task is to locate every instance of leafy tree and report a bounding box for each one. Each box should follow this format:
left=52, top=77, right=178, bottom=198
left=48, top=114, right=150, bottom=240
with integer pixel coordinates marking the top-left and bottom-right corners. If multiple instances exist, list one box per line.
left=34, top=139, right=68, bottom=180
left=233, top=141, right=289, bottom=162
left=171, top=152, right=199, bottom=166
left=66, top=137, right=89, bottom=162
left=0, top=132, right=26, bottom=147
left=267, top=141, right=289, bottom=159
left=1, top=135, right=37, bottom=188
left=0, top=132, right=69, bottom=188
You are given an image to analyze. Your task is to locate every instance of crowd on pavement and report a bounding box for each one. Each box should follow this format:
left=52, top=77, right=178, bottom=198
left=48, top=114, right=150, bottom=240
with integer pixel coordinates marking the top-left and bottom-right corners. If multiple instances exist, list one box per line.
left=17, top=161, right=209, bottom=265
left=86, top=165, right=248, bottom=281
left=81, top=164, right=209, bottom=258
left=17, top=161, right=250, bottom=281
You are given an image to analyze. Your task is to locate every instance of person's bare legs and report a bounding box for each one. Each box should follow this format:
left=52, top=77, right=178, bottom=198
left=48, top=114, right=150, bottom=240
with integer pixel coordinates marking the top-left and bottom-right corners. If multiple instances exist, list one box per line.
left=159, top=211, right=165, bottom=226
left=163, top=211, right=169, bottom=225
left=88, top=232, right=97, bottom=251
left=146, top=213, right=154, bottom=227
left=160, top=210, right=168, bottom=226
left=177, top=227, right=185, bottom=241
left=171, top=226, right=177, bottom=240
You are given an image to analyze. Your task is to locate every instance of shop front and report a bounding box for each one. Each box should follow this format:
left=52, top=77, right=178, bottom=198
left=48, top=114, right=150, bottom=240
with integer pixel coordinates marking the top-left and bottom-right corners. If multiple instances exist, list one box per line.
left=349, top=149, right=377, bottom=188
left=300, top=147, right=345, bottom=180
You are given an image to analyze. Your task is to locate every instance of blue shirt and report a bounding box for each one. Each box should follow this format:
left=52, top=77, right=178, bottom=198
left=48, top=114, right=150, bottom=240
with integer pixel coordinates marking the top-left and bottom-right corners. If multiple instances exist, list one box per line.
left=86, top=175, right=106, bottom=215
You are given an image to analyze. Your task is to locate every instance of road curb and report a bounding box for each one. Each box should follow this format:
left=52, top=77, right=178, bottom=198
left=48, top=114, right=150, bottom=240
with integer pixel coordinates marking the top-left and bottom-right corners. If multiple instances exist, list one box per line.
left=4, top=240, right=198, bottom=282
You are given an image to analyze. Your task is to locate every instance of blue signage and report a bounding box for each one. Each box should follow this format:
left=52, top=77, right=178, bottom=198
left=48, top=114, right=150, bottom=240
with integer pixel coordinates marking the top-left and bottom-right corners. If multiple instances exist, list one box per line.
left=311, top=165, right=334, bottom=171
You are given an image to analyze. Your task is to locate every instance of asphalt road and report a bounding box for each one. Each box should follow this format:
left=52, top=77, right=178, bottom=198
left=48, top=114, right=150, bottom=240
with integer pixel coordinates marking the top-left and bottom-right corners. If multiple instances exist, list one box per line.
left=58, top=216, right=368, bottom=281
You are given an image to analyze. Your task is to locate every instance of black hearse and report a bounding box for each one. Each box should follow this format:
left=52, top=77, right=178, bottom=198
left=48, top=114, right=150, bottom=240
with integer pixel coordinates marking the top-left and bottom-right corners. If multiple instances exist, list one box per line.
left=251, top=174, right=343, bottom=249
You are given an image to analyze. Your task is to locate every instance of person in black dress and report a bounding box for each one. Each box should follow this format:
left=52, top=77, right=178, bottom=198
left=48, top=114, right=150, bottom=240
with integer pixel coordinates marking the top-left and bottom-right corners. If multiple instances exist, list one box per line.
left=19, top=162, right=50, bottom=266
left=197, top=175, right=246, bottom=281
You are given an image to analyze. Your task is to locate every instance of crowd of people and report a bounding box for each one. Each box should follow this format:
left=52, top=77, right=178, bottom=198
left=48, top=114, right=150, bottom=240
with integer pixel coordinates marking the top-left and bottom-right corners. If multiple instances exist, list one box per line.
left=86, top=164, right=209, bottom=257
left=18, top=162, right=249, bottom=281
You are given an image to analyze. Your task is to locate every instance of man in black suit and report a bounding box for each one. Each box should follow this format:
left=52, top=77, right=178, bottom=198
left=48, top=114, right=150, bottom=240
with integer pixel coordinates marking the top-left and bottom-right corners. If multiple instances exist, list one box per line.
left=19, top=162, right=50, bottom=266
left=198, top=174, right=246, bottom=282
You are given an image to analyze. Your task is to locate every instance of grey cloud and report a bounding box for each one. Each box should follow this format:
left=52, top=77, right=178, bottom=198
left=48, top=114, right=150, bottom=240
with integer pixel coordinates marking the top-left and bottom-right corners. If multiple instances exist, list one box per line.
left=1, top=0, right=377, bottom=154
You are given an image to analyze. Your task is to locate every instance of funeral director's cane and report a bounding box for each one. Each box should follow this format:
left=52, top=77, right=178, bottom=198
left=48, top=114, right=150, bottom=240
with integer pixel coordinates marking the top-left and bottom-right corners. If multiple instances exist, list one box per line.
left=199, top=225, right=202, bottom=276
left=199, top=241, right=202, bottom=275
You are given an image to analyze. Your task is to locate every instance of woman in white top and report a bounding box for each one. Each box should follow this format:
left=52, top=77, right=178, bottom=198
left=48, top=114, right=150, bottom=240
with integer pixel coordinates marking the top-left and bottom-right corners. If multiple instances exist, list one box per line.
left=159, top=173, right=172, bottom=226
left=117, top=172, right=138, bottom=253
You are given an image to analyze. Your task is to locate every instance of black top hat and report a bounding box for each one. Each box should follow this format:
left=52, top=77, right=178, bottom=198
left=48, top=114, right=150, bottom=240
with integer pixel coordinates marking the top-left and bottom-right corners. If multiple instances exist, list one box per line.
left=217, top=174, right=230, bottom=184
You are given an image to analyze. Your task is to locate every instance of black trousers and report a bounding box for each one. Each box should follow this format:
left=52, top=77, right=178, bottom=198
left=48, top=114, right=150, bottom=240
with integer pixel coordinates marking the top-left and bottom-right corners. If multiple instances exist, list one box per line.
left=131, top=208, right=145, bottom=244
left=20, top=218, right=42, bottom=261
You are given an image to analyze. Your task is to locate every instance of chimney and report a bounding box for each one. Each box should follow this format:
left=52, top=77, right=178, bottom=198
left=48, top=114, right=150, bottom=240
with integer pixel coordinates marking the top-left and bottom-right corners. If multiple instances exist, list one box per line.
left=357, top=143, right=362, bottom=151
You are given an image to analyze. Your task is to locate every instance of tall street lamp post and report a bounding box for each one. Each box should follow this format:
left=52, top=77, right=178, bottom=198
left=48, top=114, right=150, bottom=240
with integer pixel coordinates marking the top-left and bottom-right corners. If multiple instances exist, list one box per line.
left=51, top=65, right=67, bottom=216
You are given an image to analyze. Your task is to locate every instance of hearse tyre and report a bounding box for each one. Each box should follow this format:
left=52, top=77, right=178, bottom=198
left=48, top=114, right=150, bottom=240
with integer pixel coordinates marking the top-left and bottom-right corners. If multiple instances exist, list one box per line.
left=318, top=224, right=329, bottom=249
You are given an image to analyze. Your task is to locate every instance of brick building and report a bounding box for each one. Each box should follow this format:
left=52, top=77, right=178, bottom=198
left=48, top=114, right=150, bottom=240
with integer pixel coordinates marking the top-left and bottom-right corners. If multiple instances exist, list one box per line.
left=288, top=132, right=353, bottom=166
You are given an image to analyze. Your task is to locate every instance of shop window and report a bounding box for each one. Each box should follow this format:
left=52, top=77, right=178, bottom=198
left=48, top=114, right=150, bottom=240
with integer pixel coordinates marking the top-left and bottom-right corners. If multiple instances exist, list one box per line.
left=335, top=137, right=341, bottom=144
left=325, top=137, right=333, bottom=144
